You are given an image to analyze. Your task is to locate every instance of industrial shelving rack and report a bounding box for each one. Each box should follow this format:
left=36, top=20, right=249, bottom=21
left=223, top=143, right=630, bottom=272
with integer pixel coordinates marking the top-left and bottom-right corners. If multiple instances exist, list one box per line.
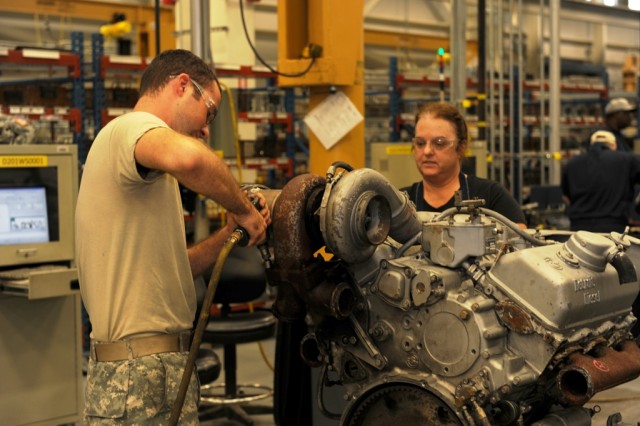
left=376, top=56, right=637, bottom=205
left=379, top=56, right=483, bottom=143
left=91, top=32, right=149, bottom=144
left=215, top=65, right=299, bottom=187
left=91, top=34, right=301, bottom=186
left=503, top=61, right=611, bottom=201
left=0, top=31, right=86, bottom=149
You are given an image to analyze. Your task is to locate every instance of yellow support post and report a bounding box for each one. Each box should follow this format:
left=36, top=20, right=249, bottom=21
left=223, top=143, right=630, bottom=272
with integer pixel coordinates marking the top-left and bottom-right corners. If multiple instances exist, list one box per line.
left=277, top=0, right=365, bottom=174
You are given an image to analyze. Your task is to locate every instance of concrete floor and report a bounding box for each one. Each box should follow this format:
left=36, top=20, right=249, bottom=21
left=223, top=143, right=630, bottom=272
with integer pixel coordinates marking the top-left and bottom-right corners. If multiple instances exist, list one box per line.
left=202, top=337, right=640, bottom=426
left=199, top=339, right=276, bottom=426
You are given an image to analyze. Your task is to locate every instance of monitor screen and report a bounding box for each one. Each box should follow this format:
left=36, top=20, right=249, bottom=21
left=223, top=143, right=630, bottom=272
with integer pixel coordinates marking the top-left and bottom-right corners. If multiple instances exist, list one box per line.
left=0, top=165, right=59, bottom=242
left=0, top=145, right=77, bottom=268
left=0, top=187, right=50, bottom=245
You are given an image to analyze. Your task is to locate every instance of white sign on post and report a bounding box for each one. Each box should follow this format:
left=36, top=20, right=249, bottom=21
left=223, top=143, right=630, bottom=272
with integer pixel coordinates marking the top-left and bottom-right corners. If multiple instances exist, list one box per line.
left=303, top=91, right=364, bottom=150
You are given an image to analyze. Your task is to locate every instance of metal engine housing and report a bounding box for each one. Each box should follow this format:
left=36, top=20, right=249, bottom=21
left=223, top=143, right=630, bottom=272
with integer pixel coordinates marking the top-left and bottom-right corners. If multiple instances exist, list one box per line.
left=264, top=167, right=640, bottom=425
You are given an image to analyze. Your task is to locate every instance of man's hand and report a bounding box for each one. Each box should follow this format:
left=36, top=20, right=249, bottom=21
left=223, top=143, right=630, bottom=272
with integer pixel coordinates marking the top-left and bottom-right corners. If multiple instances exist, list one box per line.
left=250, top=193, right=272, bottom=226
left=229, top=192, right=270, bottom=246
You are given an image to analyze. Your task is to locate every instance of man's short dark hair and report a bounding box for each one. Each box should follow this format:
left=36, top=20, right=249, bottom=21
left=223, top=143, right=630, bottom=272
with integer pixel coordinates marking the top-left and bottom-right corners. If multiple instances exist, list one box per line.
left=139, top=49, right=220, bottom=98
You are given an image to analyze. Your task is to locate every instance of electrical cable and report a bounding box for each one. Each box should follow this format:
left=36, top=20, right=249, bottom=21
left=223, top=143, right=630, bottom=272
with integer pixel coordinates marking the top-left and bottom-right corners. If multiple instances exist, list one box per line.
left=248, top=302, right=275, bottom=372
left=238, top=0, right=317, bottom=78
left=394, top=231, right=422, bottom=259
left=434, top=206, right=552, bottom=247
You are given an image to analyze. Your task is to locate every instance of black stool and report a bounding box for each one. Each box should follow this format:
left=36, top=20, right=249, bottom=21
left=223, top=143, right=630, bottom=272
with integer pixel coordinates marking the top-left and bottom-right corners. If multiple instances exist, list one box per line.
left=198, top=246, right=277, bottom=426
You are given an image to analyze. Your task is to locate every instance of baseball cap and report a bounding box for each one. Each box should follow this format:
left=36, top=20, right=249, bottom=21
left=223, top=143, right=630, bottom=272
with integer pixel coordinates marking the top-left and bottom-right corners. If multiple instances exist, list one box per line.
left=590, top=130, right=616, bottom=147
left=604, top=98, right=637, bottom=115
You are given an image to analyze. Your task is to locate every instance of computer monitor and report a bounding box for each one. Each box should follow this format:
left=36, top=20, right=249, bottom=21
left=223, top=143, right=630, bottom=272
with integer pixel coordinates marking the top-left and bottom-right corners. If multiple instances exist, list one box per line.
left=0, top=145, right=78, bottom=268
left=0, top=187, right=50, bottom=245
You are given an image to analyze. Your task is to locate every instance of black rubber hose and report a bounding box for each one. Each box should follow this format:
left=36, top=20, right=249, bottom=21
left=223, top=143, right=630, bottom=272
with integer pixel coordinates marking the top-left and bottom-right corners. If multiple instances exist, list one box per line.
left=610, top=251, right=638, bottom=285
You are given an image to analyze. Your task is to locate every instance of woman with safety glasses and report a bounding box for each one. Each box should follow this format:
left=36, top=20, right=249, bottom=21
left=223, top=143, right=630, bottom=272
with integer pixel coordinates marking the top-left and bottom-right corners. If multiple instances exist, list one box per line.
left=401, top=102, right=526, bottom=227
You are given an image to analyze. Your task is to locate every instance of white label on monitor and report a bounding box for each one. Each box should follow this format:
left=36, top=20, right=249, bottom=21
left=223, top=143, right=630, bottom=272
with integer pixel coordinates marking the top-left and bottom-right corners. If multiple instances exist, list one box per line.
left=0, top=187, right=50, bottom=245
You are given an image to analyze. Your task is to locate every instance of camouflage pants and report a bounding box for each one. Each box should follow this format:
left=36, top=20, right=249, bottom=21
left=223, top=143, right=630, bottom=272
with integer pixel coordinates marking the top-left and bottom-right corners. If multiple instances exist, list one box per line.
left=84, top=351, right=200, bottom=425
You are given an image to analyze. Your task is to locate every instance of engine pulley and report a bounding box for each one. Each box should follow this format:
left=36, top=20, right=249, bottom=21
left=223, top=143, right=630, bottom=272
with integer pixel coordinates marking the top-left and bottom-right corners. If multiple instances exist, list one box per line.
left=342, top=383, right=462, bottom=426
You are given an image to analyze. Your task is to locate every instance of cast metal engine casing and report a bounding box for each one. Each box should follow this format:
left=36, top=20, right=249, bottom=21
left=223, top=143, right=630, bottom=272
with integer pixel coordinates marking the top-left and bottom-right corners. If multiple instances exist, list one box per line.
left=265, top=168, right=640, bottom=426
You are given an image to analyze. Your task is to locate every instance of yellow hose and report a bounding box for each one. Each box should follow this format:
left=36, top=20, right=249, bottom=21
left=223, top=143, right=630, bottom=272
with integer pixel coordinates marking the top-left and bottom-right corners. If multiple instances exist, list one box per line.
left=219, top=81, right=243, bottom=184
left=169, top=228, right=246, bottom=425
left=249, top=302, right=275, bottom=372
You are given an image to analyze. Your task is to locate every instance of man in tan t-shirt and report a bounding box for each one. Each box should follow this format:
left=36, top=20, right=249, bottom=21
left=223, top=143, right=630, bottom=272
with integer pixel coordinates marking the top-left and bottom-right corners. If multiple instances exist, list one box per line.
left=76, top=49, right=270, bottom=424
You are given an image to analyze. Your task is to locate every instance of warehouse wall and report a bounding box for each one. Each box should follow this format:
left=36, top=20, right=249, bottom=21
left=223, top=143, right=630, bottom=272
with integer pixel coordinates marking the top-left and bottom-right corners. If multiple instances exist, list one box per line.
left=1, top=1, right=637, bottom=91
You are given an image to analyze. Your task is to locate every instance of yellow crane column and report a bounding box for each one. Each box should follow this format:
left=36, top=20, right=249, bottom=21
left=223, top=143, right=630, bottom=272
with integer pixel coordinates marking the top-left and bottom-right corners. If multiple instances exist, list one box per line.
left=277, top=0, right=365, bottom=175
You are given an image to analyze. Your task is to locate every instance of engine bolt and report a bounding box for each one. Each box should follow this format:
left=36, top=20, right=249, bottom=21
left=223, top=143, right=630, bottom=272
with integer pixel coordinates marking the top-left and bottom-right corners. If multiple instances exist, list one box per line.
left=402, top=317, right=411, bottom=329
left=402, top=338, right=413, bottom=351
left=406, top=354, right=419, bottom=368
left=482, top=350, right=490, bottom=359
left=460, top=310, right=470, bottom=320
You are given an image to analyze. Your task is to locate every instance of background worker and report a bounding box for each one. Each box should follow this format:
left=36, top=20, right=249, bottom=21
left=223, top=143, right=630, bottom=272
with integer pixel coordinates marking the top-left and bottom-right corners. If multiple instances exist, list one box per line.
left=593, top=97, right=637, bottom=152
left=562, top=130, right=640, bottom=233
left=75, top=49, right=269, bottom=424
left=401, top=101, right=526, bottom=227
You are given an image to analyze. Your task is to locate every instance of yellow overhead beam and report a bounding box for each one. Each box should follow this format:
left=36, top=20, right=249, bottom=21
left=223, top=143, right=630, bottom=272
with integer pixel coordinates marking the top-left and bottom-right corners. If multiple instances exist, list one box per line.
left=364, top=29, right=478, bottom=62
left=0, top=0, right=175, bottom=56
left=277, top=0, right=364, bottom=87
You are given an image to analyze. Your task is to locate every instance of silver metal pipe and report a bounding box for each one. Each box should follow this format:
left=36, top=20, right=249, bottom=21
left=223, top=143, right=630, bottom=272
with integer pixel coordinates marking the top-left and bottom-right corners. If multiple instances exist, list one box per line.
left=508, top=0, right=515, bottom=196
left=549, top=0, right=562, bottom=185
left=190, top=0, right=204, bottom=58
left=450, top=0, right=467, bottom=107
left=517, top=0, right=524, bottom=201
left=498, top=0, right=505, bottom=186
left=488, top=0, right=496, bottom=181
left=539, top=0, right=546, bottom=185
